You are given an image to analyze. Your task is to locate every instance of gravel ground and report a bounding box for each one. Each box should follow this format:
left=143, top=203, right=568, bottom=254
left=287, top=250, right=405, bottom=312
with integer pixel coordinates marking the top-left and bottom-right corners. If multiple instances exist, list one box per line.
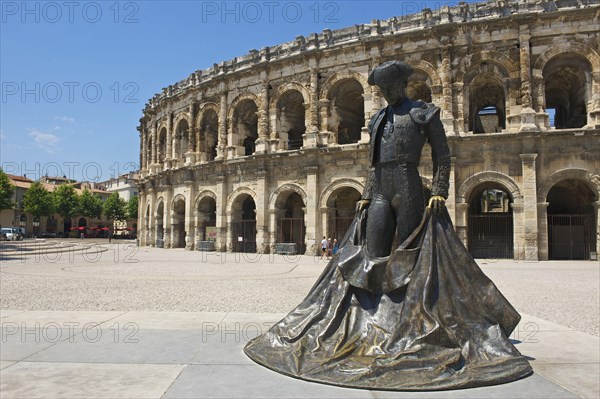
left=1, top=242, right=598, bottom=336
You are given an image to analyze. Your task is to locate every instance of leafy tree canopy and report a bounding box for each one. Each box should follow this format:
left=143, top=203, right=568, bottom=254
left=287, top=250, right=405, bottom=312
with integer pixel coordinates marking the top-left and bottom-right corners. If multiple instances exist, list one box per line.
left=78, top=188, right=103, bottom=219
left=0, top=169, right=15, bottom=211
left=23, top=182, right=54, bottom=218
left=53, top=185, right=79, bottom=220
left=103, top=192, right=127, bottom=221
left=127, top=195, right=138, bottom=220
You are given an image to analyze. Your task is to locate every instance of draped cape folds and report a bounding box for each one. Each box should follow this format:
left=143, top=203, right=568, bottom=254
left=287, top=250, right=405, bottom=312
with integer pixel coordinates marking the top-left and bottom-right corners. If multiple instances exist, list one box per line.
left=244, top=208, right=532, bottom=391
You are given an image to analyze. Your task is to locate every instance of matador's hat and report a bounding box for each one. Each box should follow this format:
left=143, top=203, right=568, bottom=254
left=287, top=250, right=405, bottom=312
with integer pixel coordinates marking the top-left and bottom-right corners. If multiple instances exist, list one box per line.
left=368, top=61, right=413, bottom=86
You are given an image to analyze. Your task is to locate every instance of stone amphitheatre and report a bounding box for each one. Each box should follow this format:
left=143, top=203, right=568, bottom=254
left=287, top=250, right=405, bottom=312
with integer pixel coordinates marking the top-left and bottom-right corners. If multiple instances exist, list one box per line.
left=135, top=0, right=600, bottom=261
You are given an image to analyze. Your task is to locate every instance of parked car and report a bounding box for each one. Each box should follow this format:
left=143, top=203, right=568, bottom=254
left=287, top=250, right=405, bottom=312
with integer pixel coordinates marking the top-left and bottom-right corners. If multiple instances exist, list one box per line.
left=0, top=227, right=24, bottom=241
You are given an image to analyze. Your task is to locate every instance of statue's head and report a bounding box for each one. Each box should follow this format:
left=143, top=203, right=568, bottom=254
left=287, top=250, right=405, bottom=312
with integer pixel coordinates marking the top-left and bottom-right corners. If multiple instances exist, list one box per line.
left=368, top=60, right=413, bottom=106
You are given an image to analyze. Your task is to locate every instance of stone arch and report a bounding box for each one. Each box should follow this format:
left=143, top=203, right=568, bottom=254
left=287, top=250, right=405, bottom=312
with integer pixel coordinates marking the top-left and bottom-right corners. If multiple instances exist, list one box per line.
left=173, top=116, right=191, bottom=162
left=196, top=102, right=220, bottom=160
left=227, top=93, right=260, bottom=123
left=228, top=93, right=260, bottom=155
left=533, top=42, right=600, bottom=119
left=269, top=82, right=310, bottom=110
left=269, top=183, right=308, bottom=210
left=173, top=111, right=191, bottom=130
left=228, top=187, right=257, bottom=253
left=226, top=187, right=257, bottom=214
left=170, top=194, right=187, bottom=248
left=319, top=71, right=369, bottom=102
left=533, top=42, right=600, bottom=75
left=194, top=189, right=217, bottom=209
left=270, top=183, right=308, bottom=254
left=271, top=85, right=308, bottom=150
left=459, top=51, right=518, bottom=83
left=457, top=172, right=523, bottom=205
left=157, top=124, right=168, bottom=163
left=406, top=60, right=443, bottom=104
left=463, top=61, right=511, bottom=133
left=170, top=193, right=187, bottom=210
left=320, top=72, right=367, bottom=145
left=155, top=197, right=165, bottom=216
left=319, top=179, right=364, bottom=209
left=538, top=168, right=600, bottom=204
left=195, top=190, right=217, bottom=242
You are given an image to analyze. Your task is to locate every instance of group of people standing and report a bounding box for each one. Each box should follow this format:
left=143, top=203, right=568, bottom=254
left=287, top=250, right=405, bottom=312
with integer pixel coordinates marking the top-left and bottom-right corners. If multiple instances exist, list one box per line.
left=320, top=236, right=339, bottom=260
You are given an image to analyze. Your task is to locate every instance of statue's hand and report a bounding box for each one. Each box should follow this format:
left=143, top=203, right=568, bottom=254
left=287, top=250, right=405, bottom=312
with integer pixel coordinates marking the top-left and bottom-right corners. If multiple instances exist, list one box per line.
left=355, top=199, right=371, bottom=213
left=427, top=195, right=446, bottom=214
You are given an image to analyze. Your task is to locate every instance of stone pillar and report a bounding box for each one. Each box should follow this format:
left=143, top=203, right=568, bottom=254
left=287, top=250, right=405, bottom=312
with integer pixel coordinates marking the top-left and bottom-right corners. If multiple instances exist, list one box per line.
left=511, top=202, right=525, bottom=261
left=453, top=82, right=465, bottom=134
left=520, top=153, right=539, bottom=261
left=215, top=176, right=227, bottom=252
left=446, top=157, right=457, bottom=222
left=303, top=67, right=319, bottom=148
left=255, top=169, right=269, bottom=253
left=216, top=92, right=228, bottom=160
left=268, top=209, right=278, bottom=250
left=150, top=124, right=157, bottom=173
left=163, top=185, right=173, bottom=248
left=185, top=179, right=196, bottom=250
left=537, top=202, right=549, bottom=261
left=186, top=103, right=197, bottom=165
left=360, top=93, right=371, bottom=143
left=518, top=29, right=539, bottom=132
left=589, top=72, right=600, bottom=128
left=140, top=127, right=147, bottom=172
left=138, top=191, right=147, bottom=246
left=595, top=201, right=600, bottom=260
left=268, top=106, right=280, bottom=152
left=455, top=202, right=469, bottom=247
left=440, top=44, right=455, bottom=135
left=532, top=72, right=550, bottom=129
left=148, top=187, right=156, bottom=246
left=318, top=99, right=333, bottom=146
left=304, top=166, right=319, bottom=255
left=255, top=82, right=270, bottom=154
left=165, top=113, right=173, bottom=169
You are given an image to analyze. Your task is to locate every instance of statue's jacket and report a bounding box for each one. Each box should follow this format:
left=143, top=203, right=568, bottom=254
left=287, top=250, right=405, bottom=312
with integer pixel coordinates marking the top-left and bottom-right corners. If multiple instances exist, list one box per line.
left=362, top=99, right=451, bottom=200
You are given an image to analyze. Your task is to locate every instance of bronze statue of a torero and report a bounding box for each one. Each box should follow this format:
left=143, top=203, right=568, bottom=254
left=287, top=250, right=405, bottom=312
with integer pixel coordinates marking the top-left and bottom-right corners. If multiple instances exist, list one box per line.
left=356, top=60, right=451, bottom=257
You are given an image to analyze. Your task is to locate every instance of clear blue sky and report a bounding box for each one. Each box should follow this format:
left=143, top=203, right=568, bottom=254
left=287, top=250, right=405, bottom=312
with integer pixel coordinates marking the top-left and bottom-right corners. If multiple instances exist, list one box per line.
left=1, top=0, right=468, bottom=182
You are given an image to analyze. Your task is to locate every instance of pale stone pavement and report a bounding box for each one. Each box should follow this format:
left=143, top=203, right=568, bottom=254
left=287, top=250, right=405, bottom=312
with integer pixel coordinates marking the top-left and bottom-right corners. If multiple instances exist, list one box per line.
left=0, top=241, right=598, bottom=398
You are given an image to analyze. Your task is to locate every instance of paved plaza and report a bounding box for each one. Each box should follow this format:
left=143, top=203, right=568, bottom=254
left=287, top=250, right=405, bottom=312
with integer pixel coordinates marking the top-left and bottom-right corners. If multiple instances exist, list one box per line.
left=1, top=240, right=599, bottom=398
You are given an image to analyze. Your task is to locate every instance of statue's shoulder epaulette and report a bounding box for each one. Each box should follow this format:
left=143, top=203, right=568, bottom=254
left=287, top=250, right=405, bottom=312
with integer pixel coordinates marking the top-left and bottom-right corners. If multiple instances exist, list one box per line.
left=409, top=101, right=440, bottom=125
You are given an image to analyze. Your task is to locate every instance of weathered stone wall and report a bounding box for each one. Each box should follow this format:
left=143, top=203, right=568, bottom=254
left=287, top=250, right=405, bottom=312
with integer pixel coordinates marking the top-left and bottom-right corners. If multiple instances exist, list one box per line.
left=138, top=0, right=600, bottom=260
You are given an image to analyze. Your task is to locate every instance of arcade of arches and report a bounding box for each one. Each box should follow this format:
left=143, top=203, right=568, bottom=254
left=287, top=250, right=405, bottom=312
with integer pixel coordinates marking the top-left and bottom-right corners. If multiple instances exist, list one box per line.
left=138, top=1, right=600, bottom=260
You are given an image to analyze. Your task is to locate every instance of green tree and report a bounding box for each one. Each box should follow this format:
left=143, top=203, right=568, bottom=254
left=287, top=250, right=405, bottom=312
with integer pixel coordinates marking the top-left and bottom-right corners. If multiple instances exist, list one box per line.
left=78, top=189, right=103, bottom=219
left=126, top=195, right=138, bottom=220
left=23, top=182, right=54, bottom=218
left=0, top=169, right=15, bottom=211
left=103, top=192, right=126, bottom=221
left=53, top=185, right=79, bottom=221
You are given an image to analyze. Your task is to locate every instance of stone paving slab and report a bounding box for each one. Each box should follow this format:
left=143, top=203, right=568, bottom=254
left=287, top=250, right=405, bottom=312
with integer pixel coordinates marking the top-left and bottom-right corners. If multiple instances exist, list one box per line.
left=162, top=364, right=377, bottom=399
left=104, top=311, right=228, bottom=330
left=0, top=362, right=184, bottom=399
left=26, top=329, right=206, bottom=365
left=0, top=310, right=595, bottom=399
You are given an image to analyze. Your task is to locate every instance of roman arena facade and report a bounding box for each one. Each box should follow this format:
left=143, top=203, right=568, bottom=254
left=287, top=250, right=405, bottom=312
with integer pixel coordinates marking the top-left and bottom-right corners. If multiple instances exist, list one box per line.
left=137, top=0, right=600, bottom=261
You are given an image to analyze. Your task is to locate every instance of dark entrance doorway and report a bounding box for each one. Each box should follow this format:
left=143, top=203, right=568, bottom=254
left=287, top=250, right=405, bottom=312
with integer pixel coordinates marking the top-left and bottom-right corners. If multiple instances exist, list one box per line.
left=232, top=196, right=256, bottom=253
left=468, top=187, right=514, bottom=259
left=276, top=191, right=306, bottom=254
left=547, top=179, right=597, bottom=260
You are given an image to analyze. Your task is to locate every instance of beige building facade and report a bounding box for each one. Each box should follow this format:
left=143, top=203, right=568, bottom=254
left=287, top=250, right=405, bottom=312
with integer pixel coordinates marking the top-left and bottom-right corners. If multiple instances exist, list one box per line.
left=137, top=0, right=600, bottom=260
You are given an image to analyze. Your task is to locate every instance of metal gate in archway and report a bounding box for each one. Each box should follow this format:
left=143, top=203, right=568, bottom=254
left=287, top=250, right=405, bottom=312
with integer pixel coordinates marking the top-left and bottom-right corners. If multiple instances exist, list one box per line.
left=277, top=218, right=305, bottom=254
left=334, top=217, right=354, bottom=240
left=548, top=215, right=596, bottom=260
left=468, top=214, right=514, bottom=259
left=231, top=220, right=256, bottom=253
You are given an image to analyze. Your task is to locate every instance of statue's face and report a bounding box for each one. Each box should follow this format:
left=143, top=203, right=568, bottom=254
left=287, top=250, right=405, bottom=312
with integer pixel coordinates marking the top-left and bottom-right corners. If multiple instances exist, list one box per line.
left=379, top=79, right=407, bottom=107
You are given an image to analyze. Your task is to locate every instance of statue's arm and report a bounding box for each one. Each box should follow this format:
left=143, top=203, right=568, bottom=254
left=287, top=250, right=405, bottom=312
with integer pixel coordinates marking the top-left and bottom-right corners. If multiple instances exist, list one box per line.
left=360, top=109, right=385, bottom=201
left=426, top=111, right=451, bottom=199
